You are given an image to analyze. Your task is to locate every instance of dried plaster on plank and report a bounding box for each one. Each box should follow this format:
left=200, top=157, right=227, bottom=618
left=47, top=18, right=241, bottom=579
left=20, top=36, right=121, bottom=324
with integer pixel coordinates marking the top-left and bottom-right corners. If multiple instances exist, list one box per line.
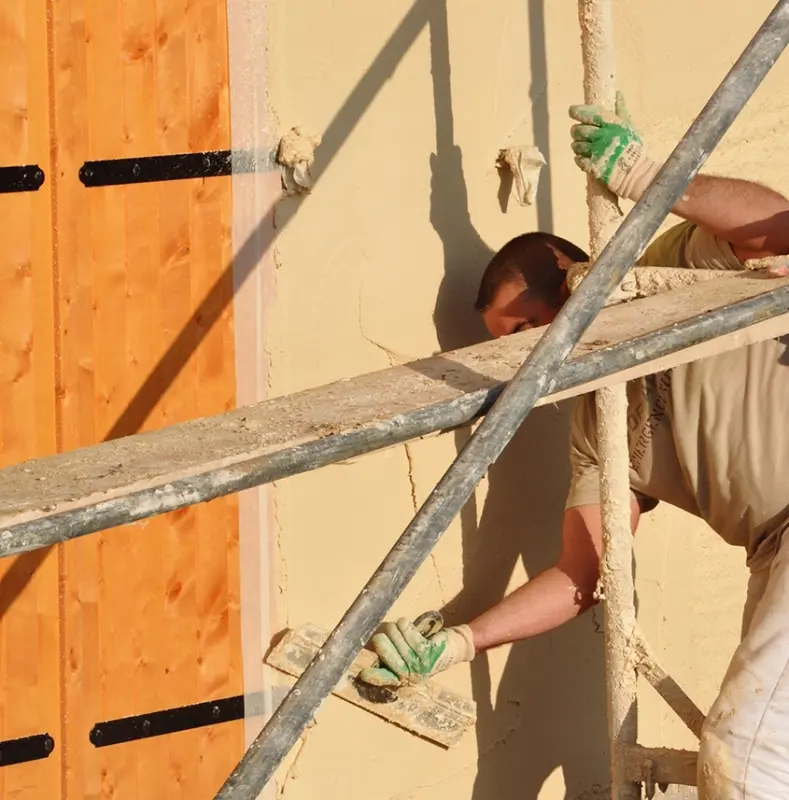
left=2, top=273, right=788, bottom=535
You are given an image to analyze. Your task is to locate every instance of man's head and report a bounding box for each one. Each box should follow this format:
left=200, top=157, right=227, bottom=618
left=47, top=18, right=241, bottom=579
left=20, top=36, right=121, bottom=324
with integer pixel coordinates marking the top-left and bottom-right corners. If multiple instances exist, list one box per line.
left=475, top=232, right=588, bottom=338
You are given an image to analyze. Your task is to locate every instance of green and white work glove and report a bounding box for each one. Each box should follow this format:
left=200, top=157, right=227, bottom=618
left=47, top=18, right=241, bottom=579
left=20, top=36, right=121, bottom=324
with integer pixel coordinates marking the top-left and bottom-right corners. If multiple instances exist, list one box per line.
left=358, top=618, right=476, bottom=688
left=569, top=91, right=660, bottom=202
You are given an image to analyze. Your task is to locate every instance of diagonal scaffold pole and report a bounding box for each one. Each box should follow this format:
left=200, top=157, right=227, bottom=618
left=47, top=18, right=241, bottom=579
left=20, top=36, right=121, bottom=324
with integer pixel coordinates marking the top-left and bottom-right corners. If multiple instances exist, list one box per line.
left=576, top=1, right=640, bottom=798
left=215, top=2, right=789, bottom=796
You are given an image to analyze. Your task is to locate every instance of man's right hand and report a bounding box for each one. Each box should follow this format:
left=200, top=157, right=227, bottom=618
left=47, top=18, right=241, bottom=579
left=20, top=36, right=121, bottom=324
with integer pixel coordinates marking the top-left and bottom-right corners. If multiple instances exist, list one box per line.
left=569, top=91, right=659, bottom=202
left=357, top=618, right=476, bottom=688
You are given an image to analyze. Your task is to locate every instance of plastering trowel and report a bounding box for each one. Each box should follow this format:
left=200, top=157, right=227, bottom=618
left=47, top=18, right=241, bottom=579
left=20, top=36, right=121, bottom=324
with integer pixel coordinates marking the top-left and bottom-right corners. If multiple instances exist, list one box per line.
left=265, top=611, right=476, bottom=748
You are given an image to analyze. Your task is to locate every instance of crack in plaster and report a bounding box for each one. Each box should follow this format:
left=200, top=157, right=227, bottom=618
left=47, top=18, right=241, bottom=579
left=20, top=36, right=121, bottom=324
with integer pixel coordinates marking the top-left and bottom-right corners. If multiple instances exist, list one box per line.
left=429, top=551, right=448, bottom=607
left=361, top=331, right=403, bottom=364
left=383, top=761, right=478, bottom=799
left=276, top=727, right=313, bottom=799
left=592, top=605, right=604, bottom=634
left=429, top=553, right=448, bottom=606
left=357, top=288, right=447, bottom=606
left=402, top=443, right=447, bottom=606
left=403, top=443, right=420, bottom=513
left=262, top=333, right=275, bottom=396
left=356, top=282, right=409, bottom=365
left=570, top=783, right=613, bottom=800
left=261, top=246, right=277, bottom=397
left=272, top=485, right=289, bottom=626
left=479, top=712, right=525, bottom=756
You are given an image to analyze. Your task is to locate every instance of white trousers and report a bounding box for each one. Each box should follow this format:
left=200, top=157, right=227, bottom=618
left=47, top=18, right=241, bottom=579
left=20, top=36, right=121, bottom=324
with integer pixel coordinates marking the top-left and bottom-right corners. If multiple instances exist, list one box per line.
left=698, top=532, right=789, bottom=798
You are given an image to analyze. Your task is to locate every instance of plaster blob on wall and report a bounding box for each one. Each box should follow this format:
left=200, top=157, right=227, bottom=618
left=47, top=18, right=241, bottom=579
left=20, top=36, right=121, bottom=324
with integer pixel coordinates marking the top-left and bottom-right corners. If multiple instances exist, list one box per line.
left=498, top=144, right=547, bottom=206
left=277, top=125, right=323, bottom=194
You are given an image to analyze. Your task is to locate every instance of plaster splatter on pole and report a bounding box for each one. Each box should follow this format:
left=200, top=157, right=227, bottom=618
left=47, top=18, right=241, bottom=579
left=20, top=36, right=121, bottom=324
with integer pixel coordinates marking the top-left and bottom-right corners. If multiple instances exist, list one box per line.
left=576, top=2, right=640, bottom=799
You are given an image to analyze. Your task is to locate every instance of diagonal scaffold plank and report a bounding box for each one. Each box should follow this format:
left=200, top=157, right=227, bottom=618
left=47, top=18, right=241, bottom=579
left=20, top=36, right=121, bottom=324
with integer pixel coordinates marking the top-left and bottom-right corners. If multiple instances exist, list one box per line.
left=0, top=273, right=789, bottom=557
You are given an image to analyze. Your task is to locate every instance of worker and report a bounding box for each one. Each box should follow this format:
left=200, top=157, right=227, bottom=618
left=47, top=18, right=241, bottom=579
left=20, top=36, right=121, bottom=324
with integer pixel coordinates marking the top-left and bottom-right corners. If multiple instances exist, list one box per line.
left=359, top=96, right=789, bottom=798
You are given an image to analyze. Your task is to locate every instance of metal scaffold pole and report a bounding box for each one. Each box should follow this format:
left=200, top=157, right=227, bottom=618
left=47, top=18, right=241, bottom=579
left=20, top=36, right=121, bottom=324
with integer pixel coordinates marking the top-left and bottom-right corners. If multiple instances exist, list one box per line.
left=577, top=1, right=639, bottom=797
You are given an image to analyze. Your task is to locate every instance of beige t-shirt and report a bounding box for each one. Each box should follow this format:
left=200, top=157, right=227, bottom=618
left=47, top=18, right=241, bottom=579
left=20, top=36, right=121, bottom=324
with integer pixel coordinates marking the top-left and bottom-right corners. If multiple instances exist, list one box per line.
left=566, top=220, right=789, bottom=569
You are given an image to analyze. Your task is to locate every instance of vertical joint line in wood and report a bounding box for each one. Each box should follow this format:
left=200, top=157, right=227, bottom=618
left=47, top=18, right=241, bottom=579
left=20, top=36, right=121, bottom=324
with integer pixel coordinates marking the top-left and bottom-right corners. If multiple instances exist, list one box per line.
left=45, top=1, right=68, bottom=796
left=45, top=0, right=62, bottom=454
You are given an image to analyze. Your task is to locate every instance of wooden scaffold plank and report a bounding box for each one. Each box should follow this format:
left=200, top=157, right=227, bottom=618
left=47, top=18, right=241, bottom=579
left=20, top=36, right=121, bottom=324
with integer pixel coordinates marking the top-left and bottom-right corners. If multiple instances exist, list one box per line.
left=0, top=273, right=788, bottom=556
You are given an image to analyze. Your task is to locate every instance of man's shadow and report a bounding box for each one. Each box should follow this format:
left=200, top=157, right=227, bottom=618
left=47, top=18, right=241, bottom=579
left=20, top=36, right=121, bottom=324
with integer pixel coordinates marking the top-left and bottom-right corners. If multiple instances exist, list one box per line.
left=427, top=2, right=609, bottom=797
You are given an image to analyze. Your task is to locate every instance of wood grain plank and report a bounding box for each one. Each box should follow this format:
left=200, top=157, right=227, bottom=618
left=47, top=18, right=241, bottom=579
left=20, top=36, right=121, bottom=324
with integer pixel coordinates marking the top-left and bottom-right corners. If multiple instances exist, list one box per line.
left=152, top=16, right=193, bottom=786
left=80, top=2, right=130, bottom=798
left=186, top=0, right=242, bottom=791
left=0, top=0, right=59, bottom=798
left=50, top=0, right=241, bottom=794
left=1, top=273, right=789, bottom=545
left=52, top=0, right=103, bottom=791
left=118, top=0, right=171, bottom=793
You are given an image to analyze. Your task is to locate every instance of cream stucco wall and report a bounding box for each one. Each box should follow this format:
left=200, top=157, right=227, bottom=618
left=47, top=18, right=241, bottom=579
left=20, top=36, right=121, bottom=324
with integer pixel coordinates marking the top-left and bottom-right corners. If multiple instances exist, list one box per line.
left=257, top=2, right=789, bottom=798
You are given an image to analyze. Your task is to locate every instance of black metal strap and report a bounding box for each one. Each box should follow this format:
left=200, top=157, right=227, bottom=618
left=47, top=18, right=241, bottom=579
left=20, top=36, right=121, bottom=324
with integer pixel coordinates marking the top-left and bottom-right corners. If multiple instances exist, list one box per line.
left=0, top=734, right=54, bottom=766
left=0, top=165, right=46, bottom=194
left=90, top=694, right=265, bottom=747
left=79, top=149, right=272, bottom=187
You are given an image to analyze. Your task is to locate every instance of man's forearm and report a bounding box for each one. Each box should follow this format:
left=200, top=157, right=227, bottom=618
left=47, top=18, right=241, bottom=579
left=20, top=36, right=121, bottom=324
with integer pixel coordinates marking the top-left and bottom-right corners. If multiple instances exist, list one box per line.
left=567, top=100, right=789, bottom=258
left=466, top=502, right=639, bottom=654
left=357, top=502, right=636, bottom=689
left=467, top=565, right=596, bottom=652
left=673, top=174, right=789, bottom=257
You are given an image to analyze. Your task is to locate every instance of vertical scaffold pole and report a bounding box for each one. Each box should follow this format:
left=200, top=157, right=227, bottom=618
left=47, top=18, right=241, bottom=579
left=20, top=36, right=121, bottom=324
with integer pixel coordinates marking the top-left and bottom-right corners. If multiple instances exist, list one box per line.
left=577, top=2, right=640, bottom=798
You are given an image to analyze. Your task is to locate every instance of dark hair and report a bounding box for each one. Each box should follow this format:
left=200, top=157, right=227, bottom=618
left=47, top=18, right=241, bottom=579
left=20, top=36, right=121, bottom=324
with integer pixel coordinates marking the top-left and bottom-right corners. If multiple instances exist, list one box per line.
left=474, top=232, right=589, bottom=311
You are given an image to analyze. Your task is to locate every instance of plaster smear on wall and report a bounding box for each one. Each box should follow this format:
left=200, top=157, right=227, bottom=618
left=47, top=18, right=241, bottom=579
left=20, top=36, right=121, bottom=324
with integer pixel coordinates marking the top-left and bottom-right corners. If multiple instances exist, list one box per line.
left=260, top=1, right=788, bottom=797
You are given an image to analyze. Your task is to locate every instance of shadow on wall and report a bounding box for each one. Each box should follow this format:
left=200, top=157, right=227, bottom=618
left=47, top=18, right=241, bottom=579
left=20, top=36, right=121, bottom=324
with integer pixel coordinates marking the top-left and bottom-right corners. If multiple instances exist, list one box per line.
left=428, top=2, right=609, bottom=798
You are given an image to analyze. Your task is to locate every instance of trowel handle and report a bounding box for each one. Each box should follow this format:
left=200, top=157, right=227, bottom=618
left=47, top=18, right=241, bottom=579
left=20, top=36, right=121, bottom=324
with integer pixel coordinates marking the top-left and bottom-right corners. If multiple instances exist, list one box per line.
left=413, top=610, right=443, bottom=639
